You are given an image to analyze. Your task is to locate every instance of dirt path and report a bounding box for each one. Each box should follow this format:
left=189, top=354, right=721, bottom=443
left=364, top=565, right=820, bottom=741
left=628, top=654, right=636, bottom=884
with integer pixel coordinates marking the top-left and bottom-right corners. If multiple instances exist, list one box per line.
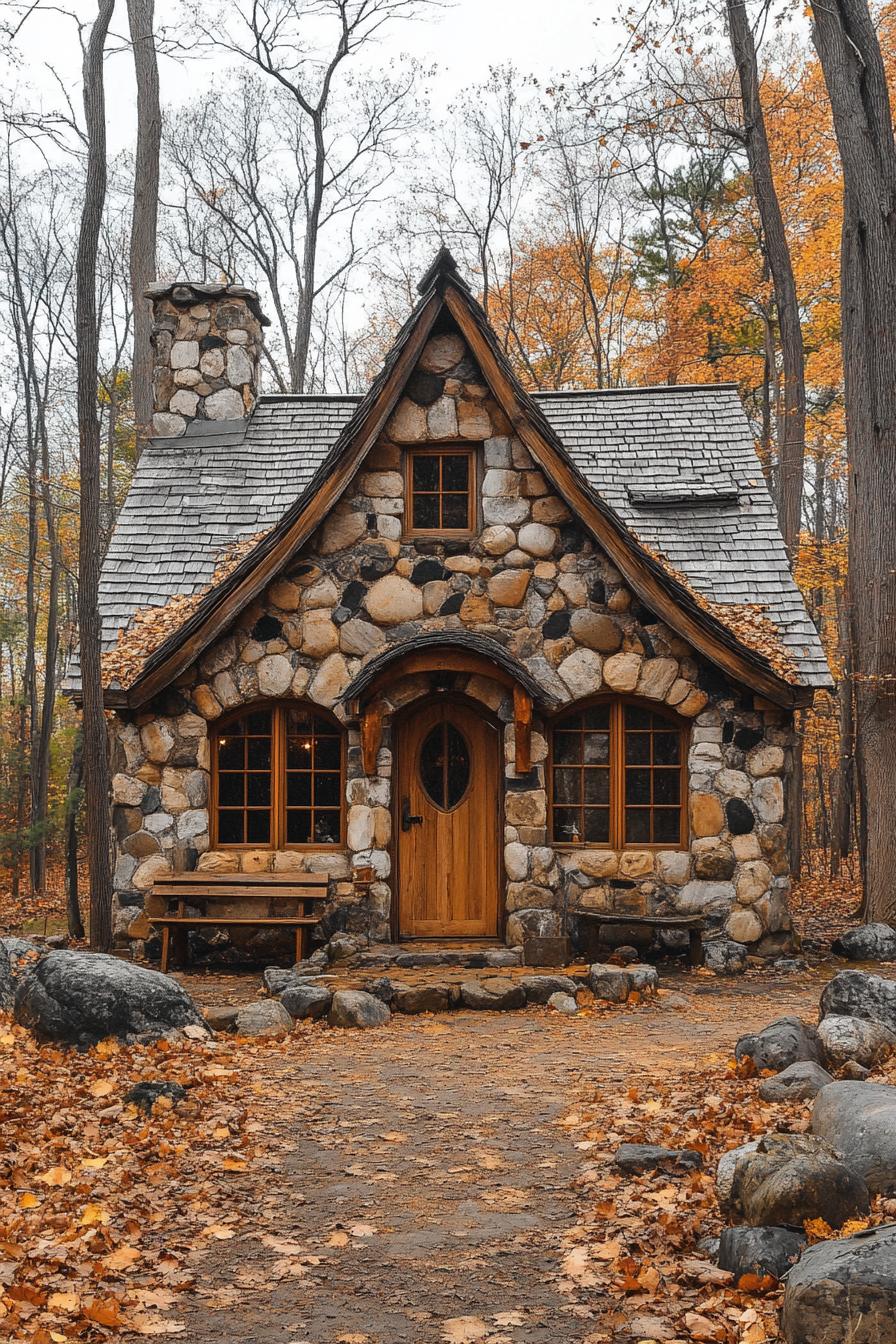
left=177, top=972, right=825, bottom=1344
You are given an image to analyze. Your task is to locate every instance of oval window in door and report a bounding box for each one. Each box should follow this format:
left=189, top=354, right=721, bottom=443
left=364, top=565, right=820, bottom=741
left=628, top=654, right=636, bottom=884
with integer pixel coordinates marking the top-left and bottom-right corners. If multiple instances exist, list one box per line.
left=419, top=722, right=470, bottom=810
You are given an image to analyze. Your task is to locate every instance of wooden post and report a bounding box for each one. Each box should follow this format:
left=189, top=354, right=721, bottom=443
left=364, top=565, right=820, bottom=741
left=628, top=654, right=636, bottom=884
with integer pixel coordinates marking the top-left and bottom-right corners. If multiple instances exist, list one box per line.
left=513, top=686, right=532, bottom=774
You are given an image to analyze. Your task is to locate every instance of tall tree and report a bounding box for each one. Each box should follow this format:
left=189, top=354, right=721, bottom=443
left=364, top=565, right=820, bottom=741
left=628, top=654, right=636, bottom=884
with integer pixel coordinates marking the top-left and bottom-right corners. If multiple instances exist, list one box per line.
left=76, top=0, right=116, bottom=950
left=811, top=0, right=896, bottom=919
left=725, top=0, right=805, bottom=562
left=127, top=0, right=161, bottom=448
left=810, top=0, right=896, bottom=922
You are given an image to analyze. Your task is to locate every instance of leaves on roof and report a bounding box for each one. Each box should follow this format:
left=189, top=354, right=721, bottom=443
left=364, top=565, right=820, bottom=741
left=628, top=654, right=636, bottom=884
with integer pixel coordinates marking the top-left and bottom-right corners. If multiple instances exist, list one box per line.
left=101, top=531, right=271, bottom=691
left=637, top=538, right=800, bottom=683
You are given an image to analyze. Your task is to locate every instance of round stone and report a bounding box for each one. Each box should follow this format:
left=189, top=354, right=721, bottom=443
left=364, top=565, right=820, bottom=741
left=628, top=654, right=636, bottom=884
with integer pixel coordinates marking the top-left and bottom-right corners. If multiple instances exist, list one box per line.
left=170, top=340, right=199, bottom=370
left=488, top=569, right=530, bottom=607
left=419, top=333, right=465, bottom=373
left=570, top=610, right=622, bottom=653
left=558, top=648, right=602, bottom=697
left=517, top=522, right=557, bottom=557
left=726, top=906, right=763, bottom=943
left=602, top=651, right=641, bottom=691
left=481, top=525, right=516, bottom=556
left=205, top=387, right=245, bottom=420
left=364, top=575, right=424, bottom=625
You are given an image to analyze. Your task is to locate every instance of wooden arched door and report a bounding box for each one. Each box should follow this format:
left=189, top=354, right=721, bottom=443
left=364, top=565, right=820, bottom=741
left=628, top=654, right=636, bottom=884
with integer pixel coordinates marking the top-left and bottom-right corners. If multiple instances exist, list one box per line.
left=396, top=700, right=500, bottom=938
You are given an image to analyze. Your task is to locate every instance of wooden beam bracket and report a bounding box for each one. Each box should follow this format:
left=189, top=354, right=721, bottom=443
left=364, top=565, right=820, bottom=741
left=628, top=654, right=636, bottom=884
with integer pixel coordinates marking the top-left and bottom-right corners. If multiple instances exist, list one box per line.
left=360, top=703, right=383, bottom=777
left=513, top=685, right=532, bottom=775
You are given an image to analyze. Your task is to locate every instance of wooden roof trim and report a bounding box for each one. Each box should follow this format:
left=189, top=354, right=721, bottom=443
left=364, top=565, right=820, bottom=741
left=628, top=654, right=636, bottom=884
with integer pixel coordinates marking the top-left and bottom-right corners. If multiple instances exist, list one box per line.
left=123, top=290, right=443, bottom=708
left=442, top=287, right=806, bottom=708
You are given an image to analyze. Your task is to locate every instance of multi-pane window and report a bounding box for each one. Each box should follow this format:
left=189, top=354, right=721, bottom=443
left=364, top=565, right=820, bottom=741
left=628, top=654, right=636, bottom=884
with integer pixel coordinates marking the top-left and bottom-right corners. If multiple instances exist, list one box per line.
left=551, top=701, right=685, bottom=848
left=213, top=705, right=344, bottom=848
left=406, top=449, right=474, bottom=533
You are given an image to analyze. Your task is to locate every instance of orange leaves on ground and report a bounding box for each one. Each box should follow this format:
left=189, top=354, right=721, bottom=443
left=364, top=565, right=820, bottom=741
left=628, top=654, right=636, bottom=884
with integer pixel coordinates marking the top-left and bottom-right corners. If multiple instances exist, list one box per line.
left=0, top=1023, right=260, bottom=1341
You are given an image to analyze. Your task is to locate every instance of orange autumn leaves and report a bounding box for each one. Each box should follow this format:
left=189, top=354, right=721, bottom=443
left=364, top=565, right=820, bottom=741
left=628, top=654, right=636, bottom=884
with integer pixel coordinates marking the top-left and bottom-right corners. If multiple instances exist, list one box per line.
left=0, top=1021, right=256, bottom=1341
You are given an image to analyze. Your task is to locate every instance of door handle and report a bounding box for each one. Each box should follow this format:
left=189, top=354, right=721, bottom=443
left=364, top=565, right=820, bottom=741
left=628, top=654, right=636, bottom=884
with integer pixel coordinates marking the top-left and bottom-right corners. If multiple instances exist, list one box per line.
left=402, top=797, right=423, bottom=831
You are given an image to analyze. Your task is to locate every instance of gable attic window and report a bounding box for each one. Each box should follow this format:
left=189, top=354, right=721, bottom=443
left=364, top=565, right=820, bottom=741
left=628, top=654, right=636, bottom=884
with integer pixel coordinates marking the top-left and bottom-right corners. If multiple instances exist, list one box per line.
left=405, top=447, right=475, bottom=536
left=550, top=700, right=686, bottom=849
left=212, top=704, right=344, bottom=848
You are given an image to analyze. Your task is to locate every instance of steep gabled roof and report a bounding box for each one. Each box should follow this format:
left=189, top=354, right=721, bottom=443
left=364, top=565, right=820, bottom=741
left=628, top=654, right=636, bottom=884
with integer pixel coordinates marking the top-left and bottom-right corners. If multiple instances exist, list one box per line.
left=85, top=249, right=831, bottom=708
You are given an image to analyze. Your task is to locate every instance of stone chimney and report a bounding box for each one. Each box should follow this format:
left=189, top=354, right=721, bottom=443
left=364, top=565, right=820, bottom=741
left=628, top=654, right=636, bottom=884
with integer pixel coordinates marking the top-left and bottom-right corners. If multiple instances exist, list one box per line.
left=145, top=281, right=270, bottom=437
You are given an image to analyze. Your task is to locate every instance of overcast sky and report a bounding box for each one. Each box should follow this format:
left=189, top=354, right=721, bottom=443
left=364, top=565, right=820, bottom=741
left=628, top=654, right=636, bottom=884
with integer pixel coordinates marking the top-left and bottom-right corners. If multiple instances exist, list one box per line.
left=9, top=0, right=620, bottom=154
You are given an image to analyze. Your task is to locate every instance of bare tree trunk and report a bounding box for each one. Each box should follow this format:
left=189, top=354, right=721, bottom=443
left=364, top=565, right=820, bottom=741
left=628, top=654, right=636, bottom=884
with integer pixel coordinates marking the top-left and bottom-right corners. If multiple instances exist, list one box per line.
left=811, top=0, right=896, bottom=923
left=832, top=584, right=856, bottom=876
left=726, top=0, right=806, bottom=563
left=76, top=0, right=116, bottom=951
left=65, top=731, right=85, bottom=940
left=127, top=0, right=160, bottom=449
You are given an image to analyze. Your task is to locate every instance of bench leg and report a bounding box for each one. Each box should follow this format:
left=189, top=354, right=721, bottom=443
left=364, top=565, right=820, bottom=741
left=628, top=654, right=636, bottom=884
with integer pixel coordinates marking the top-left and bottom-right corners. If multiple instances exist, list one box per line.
left=160, top=926, right=170, bottom=975
left=295, top=927, right=303, bottom=966
left=689, top=929, right=703, bottom=967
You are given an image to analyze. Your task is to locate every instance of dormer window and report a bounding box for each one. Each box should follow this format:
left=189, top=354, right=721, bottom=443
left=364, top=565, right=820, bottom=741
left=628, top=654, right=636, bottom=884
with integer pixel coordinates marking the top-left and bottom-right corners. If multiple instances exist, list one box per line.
left=405, top=447, right=475, bottom=536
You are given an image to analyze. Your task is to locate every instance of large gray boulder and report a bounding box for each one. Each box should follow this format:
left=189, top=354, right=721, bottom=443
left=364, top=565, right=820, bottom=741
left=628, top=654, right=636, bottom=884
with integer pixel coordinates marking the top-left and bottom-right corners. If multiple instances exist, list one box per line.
left=758, top=1061, right=834, bottom=1102
left=704, top=938, right=748, bottom=976
left=459, top=977, right=525, bottom=1011
left=812, top=1081, right=896, bottom=1194
left=234, top=1000, right=294, bottom=1038
left=328, top=989, right=390, bottom=1028
left=614, top=1143, right=702, bottom=1174
left=818, top=1014, right=896, bottom=1069
left=820, top=969, right=896, bottom=1033
left=14, top=950, right=205, bottom=1048
left=717, top=1226, right=807, bottom=1282
left=280, top=983, right=332, bottom=1021
left=588, top=964, right=632, bottom=1003
left=628, top=964, right=660, bottom=993
left=392, top=984, right=452, bottom=1014
left=735, top=1016, right=825, bottom=1073
left=781, top=1224, right=896, bottom=1343
left=718, top=1132, right=869, bottom=1228
left=0, top=941, right=13, bottom=1013
left=519, top=974, right=578, bottom=1004
left=832, top=923, right=896, bottom=963
left=263, top=967, right=301, bottom=996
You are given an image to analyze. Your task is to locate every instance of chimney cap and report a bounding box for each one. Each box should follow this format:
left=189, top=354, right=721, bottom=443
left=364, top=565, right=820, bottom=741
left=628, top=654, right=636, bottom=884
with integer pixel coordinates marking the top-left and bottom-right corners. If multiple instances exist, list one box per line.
left=144, top=280, right=271, bottom=326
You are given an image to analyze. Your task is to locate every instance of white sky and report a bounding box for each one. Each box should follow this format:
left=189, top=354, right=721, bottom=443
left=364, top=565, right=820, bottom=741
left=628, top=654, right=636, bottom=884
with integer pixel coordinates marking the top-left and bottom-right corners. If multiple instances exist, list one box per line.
left=9, top=0, right=621, bottom=154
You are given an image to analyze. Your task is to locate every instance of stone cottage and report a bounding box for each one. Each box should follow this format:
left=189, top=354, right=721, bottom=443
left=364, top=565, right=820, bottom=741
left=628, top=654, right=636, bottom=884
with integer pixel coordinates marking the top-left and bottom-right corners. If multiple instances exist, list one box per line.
left=83, top=249, right=831, bottom=961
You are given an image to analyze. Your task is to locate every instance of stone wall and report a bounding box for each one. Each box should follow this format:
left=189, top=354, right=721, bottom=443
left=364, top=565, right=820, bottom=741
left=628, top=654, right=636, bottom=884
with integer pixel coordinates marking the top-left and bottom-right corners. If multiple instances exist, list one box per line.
left=146, top=282, right=268, bottom=438
left=109, top=324, right=796, bottom=957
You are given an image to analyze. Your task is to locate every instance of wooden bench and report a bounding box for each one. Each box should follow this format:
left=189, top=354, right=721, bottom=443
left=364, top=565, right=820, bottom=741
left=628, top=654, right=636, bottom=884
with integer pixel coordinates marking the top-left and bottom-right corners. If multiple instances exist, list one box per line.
left=146, top=872, right=330, bottom=973
left=573, top=909, right=706, bottom=966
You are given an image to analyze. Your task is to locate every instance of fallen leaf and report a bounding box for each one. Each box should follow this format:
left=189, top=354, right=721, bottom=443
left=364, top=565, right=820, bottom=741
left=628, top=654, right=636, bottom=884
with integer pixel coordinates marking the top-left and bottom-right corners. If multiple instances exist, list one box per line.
left=441, top=1318, right=490, bottom=1343
left=36, top=1166, right=71, bottom=1187
left=104, top=1245, right=142, bottom=1271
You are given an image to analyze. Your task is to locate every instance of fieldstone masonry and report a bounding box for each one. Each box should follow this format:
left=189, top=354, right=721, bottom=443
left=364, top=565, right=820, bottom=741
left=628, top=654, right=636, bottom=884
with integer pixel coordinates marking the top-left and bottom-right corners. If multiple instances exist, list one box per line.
left=146, top=281, right=269, bottom=438
left=109, top=321, right=796, bottom=958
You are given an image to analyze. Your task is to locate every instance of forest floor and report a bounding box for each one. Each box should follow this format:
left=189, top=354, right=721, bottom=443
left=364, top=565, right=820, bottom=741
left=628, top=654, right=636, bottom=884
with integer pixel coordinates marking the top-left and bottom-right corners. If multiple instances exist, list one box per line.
left=170, top=967, right=837, bottom=1344
left=0, top=866, right=882, bottom=1343
left=8, top=959, right=888, bottom=1344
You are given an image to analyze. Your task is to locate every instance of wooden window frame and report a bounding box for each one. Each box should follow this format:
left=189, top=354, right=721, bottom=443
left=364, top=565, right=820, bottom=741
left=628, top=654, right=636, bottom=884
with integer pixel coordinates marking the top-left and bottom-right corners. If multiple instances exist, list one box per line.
left=210, top=701, right=346, bottom=851
left=403, top=445, right=477, bottom=540
left=549, top=696, right=688, bottom=851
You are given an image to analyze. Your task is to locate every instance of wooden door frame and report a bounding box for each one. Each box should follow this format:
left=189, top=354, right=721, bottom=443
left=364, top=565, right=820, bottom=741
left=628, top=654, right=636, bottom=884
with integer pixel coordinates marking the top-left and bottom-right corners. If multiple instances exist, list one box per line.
left=390, top=691, right=505, bottom=942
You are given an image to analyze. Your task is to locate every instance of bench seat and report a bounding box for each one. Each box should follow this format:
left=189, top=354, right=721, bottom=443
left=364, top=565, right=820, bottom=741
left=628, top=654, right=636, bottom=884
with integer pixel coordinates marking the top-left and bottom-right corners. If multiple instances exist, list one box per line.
left=149, top=870, right=332, bottom=972
left=574, top=909, right=706, bottom=966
